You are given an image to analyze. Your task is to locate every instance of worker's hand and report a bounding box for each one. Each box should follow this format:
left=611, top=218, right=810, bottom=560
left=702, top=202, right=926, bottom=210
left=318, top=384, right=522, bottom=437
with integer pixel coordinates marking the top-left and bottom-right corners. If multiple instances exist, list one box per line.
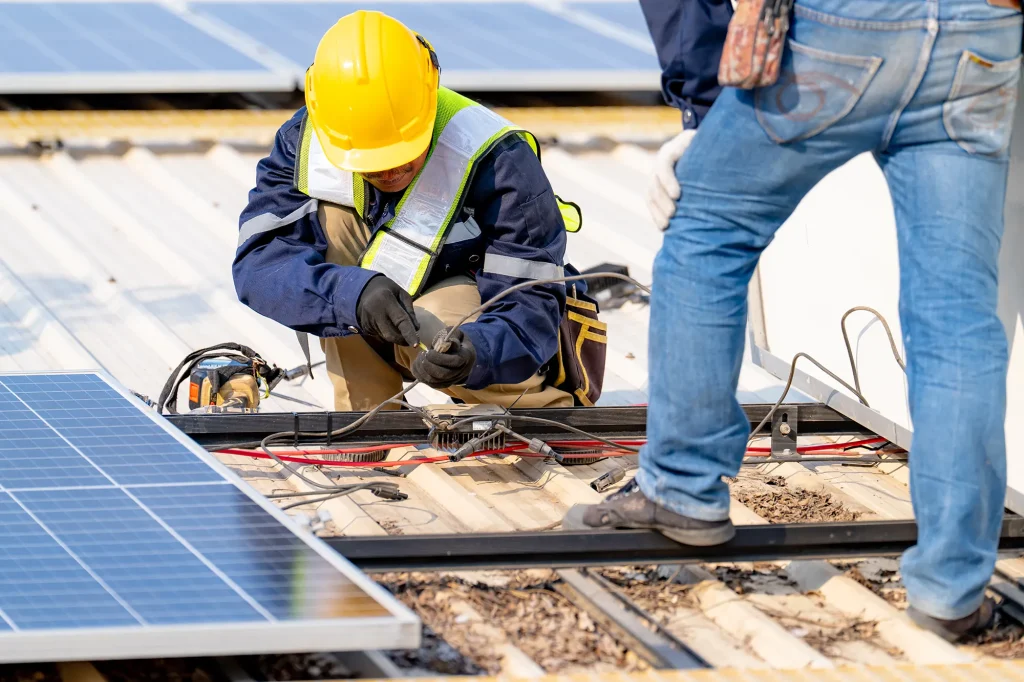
left=411, top=328, right=476, bottom=389
left=648, top=129, right=697, bottom=231
left=355, top=275, right=421, bottom=347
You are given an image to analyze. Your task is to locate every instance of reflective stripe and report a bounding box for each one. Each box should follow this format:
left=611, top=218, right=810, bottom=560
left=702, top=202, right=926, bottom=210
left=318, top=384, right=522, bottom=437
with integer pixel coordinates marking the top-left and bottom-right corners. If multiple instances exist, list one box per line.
left=295, top=87, right=583, bottom=296
left=361, top=104, right=521, bottom=290
left=305, top=127, right=356, bottom=207
left=483, top=253, right=564, bottom=282
left=362, top=233, right=431, bottom=293
left=237, top=199, right=317, bottom=247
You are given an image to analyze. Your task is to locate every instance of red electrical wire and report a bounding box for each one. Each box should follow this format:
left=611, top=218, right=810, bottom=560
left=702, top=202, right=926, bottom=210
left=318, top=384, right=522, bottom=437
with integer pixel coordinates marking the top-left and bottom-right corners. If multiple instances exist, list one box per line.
left=745, top=436, right=887, bottom=454
left=216, top=443, right=640, bottom=467
left=215, top=436, right=893, bottom=468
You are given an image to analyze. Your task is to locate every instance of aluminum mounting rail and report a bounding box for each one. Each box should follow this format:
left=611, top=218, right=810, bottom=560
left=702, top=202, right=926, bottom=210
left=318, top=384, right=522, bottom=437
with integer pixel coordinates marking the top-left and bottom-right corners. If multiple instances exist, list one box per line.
left=326, top=517, right=1024, bottom=572
left=165, top=403, right=874, bottom=449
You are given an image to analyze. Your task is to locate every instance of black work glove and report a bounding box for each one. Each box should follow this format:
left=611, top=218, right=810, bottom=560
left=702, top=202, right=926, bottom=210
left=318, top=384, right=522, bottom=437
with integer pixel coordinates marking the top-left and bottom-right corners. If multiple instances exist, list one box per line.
left=411, top=328, right=476, bottom=389
left=355, top=275, right=421, bottom=347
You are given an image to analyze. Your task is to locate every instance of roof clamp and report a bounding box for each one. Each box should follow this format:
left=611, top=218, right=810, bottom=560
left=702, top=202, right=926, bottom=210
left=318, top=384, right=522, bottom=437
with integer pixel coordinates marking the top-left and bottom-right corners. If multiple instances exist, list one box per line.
left=771, top=405, right=798, bottom=458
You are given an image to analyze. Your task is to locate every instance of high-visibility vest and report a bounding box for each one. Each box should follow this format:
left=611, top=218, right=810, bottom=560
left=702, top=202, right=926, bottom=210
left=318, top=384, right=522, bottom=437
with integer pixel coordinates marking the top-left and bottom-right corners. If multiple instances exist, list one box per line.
left=295, top=87, right=582, bottom=297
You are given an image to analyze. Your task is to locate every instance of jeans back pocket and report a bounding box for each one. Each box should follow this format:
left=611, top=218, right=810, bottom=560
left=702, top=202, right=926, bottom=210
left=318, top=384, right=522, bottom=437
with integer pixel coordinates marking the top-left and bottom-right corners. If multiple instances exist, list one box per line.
left=755, top=39, right=883, bottom=144
left=943, top=50, right=1021, bottom=157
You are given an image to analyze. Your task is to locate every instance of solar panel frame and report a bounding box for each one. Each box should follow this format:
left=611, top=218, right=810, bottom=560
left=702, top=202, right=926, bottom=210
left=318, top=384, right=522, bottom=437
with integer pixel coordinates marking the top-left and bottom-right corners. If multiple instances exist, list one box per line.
left=0, top=1, right=297, bottom=94
left=0, top=370, right=419, bottom=664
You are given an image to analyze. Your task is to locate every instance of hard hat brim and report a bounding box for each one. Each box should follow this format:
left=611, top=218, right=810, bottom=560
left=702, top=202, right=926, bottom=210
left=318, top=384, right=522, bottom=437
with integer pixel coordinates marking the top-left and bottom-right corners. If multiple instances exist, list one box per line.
left=315, top=123, right=434, bottom=174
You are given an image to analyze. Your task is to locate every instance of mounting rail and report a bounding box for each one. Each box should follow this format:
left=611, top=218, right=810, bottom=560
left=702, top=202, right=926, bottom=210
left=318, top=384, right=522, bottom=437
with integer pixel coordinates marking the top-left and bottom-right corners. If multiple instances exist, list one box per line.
left=166, top=403, right=873, bottom=448
left=326, top=517, right=1024, bottom=572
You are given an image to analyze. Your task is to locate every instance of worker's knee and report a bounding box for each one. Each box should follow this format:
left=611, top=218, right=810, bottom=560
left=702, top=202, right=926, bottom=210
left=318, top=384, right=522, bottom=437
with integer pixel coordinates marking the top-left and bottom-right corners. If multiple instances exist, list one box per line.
left=412, top=277, right=482, bottom=343
left=319, top=203, right=373, bottom=267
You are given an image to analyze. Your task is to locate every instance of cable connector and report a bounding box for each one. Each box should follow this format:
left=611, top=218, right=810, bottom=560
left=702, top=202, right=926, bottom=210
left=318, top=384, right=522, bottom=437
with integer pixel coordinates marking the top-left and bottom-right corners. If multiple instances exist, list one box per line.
left=371, top=487, right=408, bottom=501
left=526, top=438, right=556, bottom=459
left=450, top=434, right=492, bottom=462
left=590, top=468, right=626, bottom=493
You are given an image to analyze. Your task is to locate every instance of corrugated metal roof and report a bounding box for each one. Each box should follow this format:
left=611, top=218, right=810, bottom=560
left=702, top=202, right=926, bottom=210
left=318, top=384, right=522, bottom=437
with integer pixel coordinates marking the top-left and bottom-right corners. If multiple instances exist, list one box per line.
left=0, top=116, right=797, bottom=411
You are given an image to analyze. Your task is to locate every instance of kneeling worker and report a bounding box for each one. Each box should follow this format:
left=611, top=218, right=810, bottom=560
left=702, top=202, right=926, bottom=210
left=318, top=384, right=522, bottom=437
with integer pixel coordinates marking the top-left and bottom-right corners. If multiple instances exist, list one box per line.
left=233, top=10, right=603, bottom=411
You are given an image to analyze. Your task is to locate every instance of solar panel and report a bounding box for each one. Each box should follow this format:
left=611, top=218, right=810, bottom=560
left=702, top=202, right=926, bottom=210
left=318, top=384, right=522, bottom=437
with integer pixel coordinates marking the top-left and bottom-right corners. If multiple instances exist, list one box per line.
left=191, top=1, right=661, bottom=90
left=0, top=371, right=418, bottom=664
left=0, top=2, right=294, bottom=94
left=568, top=1, right=653, bottom=36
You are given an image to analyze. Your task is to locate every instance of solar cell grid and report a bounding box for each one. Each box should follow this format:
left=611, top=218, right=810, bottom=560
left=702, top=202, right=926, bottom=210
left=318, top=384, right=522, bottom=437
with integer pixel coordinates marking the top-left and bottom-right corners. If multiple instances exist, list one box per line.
left=0, top=2, right=295, bottom=93
left=570, top=1, right=652, bottom=35
left=195, top=1, right=657, bottom=70
left=0, top=371, right=417, bottom=662
left=190, top=1, right=660, bottom=89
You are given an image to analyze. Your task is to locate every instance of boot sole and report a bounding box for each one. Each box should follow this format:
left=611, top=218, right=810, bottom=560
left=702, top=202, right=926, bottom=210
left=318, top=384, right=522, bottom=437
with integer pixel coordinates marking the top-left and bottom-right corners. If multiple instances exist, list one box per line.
left=562, top=505, right=736, bottom=547
left=659, top=521, right=736, bottom=547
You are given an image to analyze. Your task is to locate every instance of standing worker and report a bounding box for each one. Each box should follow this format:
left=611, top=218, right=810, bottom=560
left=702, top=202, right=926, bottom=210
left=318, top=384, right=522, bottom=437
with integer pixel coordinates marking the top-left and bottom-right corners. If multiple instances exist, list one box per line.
left=233, top=11, right=605, bottom=411
left=568, top=0, right=1022, bottom=643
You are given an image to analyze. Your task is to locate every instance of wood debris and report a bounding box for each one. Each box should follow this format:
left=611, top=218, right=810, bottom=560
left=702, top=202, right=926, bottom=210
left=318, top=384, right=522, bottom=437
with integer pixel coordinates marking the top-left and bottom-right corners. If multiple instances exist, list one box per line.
left=731, top=474, right=861, bottom=524
left=963, top=622, right=1024, bottom=659
left=834, top=559, right=908, bottom=609
left=376, top=571, right=645, bottom=674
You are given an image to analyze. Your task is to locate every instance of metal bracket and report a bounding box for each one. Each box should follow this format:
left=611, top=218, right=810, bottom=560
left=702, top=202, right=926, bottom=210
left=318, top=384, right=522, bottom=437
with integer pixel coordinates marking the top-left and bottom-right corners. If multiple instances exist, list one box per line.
left=771, top=405, right=798, bottom=456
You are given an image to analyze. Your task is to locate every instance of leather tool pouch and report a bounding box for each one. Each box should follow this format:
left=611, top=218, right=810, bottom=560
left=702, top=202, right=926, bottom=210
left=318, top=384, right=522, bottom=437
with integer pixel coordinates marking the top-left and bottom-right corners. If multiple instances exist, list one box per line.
left=549, top=288, right=607, bottom=406
left=718, top=0, right=796, bottom=89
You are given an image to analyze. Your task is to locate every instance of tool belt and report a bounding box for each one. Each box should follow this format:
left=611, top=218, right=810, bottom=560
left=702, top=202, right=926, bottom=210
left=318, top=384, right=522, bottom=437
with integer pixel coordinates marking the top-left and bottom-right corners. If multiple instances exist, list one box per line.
left=718, top=0, right=795, bottom=89
left=548, top=288, right=607, bottom=407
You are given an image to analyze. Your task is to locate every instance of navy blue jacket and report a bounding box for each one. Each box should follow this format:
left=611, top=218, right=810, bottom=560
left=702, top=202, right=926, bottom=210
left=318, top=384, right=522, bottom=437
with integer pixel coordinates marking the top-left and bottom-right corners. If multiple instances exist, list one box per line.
left=639, top=0, right=732, bottom=127
left=233, top=108, right=571, bottom=390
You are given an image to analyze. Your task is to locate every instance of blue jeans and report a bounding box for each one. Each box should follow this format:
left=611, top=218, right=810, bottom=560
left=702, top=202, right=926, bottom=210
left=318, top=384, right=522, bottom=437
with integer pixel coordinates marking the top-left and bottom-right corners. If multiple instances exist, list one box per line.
left=638, top=0, right=1022, bottom=620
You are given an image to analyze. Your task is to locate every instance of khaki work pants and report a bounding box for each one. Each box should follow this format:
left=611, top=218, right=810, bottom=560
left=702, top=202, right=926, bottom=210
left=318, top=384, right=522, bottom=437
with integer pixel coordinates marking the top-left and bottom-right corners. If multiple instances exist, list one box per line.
left=318, top=203, right=573, bottom=411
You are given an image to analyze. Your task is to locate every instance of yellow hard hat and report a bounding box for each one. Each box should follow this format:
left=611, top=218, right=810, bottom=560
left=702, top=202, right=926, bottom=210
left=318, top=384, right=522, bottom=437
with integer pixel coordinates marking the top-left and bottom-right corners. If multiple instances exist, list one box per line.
left=305, top=10, right=439, bottom=173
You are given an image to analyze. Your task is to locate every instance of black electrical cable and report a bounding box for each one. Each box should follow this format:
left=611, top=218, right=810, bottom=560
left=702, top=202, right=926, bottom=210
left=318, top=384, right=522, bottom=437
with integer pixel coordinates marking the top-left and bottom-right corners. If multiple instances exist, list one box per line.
left=278, top=487, right=389, bottom=511
left=503, top=414, right=642, bottom=453
left=747, top=351, right=868, bottom=445
left=841, top=306, right=907, bottom=402
left=249, top=271, right=653, bottom=459
left=748, top=306, right=907, bottom=447
left=439, top=272, right=650, bottom=349
left=266, top=485, right=400, bottom=499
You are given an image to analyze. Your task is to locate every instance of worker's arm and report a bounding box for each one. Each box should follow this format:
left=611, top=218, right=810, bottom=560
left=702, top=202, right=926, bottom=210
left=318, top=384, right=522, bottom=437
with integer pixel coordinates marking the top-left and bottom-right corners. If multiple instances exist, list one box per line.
left=232, top=111, right=378, bottom=337
left=639, top=0, right=733, bottom=129
left=459, top=137, right=567, bottom=390
left=641, top=0, right=733, bottom=229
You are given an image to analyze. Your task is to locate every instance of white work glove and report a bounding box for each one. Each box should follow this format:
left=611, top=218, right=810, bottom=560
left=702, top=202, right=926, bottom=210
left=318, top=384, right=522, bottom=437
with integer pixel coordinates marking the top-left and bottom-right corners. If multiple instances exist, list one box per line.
left=647, top=129, right=697, bottom=231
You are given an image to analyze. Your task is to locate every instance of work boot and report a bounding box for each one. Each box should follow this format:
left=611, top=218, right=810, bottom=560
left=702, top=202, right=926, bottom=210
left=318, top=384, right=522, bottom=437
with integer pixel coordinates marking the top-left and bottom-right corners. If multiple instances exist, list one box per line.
left=562, top=480, right=736, bottom=546
left=906, top=597, right=998, bottom=642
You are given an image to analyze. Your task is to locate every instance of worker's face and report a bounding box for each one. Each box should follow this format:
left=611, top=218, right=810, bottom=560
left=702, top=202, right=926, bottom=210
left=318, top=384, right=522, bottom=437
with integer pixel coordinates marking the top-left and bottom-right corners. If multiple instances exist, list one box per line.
left=362, top=146, right=429, bottom=193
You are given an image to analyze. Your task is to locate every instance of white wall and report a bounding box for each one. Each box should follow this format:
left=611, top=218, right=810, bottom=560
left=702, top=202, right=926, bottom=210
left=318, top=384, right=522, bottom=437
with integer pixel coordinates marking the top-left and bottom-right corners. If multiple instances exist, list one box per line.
left=758, top=152, right=909, bottom=430
left=998, top=93, right=1024, bottom=515
left=755, top=84, right=1024, bottom=514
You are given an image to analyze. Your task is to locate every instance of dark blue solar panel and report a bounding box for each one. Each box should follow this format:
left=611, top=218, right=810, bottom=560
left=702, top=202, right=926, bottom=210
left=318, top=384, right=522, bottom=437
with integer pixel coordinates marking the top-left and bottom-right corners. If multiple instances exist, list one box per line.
left=0, top=374, right=224, bottom=486
left=0, top=494, right=137, bottom=630
left=193, top=2, right=658, bottom=71
left=571, top=2, right=651, bottom=36
left=0, top=384, right=112, bottom=489
left=15, top=487, right=264, bottom=626
left=0, top=3, right=270, bottom=73
left=131, top=485, right=322, bottom=620
left=0, top=372, right=394, bottom=641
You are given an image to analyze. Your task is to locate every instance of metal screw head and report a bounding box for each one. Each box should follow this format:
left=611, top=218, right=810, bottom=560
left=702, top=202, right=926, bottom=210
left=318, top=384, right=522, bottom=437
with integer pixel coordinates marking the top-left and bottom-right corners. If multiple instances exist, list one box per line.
left=779, top=423, right=791, bottom=435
